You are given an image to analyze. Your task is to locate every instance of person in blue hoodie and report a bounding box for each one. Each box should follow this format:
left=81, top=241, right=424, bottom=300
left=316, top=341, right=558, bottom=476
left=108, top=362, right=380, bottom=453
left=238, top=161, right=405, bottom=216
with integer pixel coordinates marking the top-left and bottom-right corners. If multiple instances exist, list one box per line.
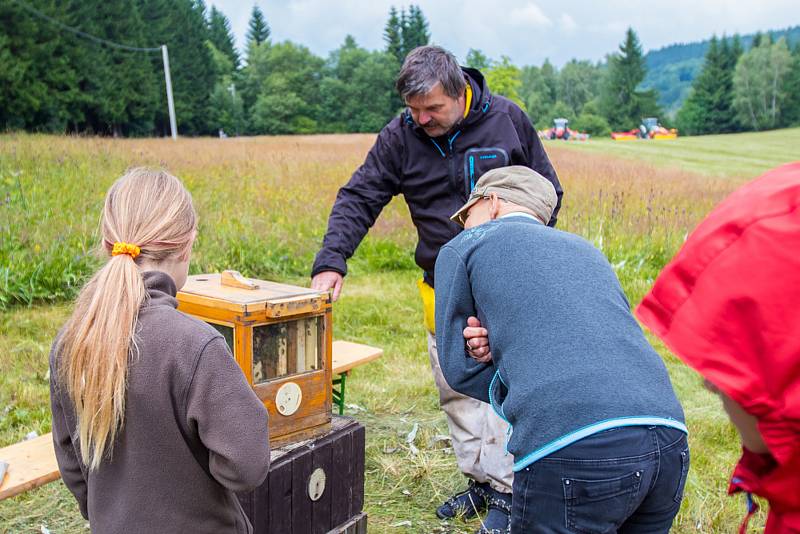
left=434, top=166, right=689, bottom=533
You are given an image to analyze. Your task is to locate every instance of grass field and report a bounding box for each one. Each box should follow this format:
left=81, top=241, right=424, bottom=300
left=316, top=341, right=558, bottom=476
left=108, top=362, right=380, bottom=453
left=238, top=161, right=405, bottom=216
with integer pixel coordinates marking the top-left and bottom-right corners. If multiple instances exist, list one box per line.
left=1, top=131, right=795, bottom=533
left=552, top=127, right=800, bottom=178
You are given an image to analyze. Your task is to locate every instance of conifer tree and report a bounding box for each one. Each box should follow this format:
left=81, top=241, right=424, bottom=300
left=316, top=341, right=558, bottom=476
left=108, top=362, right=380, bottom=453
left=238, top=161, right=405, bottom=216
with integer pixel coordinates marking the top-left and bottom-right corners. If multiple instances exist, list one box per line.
left=676, top=36, right=740, bottom=135
left=208, top=6, right=239, bottom=70
left=137, top=0, right=217, bottom=135
left=67, top=0, right=158, bottom=136
left=0, top=1, right=81, bottom=132
left=383, top=7, right=403, bottom=64
left=246, top=5, right=270, bottom=59
left=729, top=34, right=744, bottom=64
left=403, top=5, right=430, bottom=55
left=599, top=28, right=661, bottom=130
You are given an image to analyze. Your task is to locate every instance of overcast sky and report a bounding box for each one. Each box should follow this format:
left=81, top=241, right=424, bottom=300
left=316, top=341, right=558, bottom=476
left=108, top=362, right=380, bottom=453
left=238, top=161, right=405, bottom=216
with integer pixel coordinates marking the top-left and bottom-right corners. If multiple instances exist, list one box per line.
left=207, top=0, right=800, bottom=67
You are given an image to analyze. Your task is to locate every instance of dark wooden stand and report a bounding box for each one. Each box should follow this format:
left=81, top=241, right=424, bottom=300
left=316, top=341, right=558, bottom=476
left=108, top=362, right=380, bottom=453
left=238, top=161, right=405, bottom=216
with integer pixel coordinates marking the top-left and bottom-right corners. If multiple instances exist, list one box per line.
left=238, top=416, right=366, bottom=534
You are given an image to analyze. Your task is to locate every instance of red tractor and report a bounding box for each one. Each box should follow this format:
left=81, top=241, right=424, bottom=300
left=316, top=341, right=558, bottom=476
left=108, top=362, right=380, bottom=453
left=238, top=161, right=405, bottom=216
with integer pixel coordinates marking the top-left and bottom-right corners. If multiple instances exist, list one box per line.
left=541, top=118, right=589, bottom=141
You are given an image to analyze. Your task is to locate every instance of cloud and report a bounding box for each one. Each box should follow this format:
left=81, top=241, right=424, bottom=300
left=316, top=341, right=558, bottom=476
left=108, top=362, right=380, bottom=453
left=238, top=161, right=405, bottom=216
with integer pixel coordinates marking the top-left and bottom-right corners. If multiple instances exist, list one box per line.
left=209, top=0, right=800, bottom=68
left=508, top=3, right=552, bottom=27
left=559, top=13, right=577, bottom=32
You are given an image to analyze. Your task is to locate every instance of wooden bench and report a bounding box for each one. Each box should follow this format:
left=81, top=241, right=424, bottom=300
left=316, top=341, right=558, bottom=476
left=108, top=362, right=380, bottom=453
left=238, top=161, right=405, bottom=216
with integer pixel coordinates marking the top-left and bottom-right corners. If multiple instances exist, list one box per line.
left=0, top=433, right=60, bottom=501
left=331, top=341, right=383, bottom=415
left=0, top=340, right=382, bottom=501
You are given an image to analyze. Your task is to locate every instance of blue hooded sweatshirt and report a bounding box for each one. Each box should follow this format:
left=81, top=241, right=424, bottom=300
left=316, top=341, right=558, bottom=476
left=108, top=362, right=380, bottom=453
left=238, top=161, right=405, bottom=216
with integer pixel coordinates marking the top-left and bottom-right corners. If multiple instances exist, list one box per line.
left=434, top=215, right=686, bottom=471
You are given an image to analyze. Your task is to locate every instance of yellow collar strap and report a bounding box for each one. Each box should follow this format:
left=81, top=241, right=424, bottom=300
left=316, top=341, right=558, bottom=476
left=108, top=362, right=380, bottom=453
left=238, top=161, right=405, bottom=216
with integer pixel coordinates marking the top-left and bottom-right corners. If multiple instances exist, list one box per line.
left=463, top=82, right=473, bottom=119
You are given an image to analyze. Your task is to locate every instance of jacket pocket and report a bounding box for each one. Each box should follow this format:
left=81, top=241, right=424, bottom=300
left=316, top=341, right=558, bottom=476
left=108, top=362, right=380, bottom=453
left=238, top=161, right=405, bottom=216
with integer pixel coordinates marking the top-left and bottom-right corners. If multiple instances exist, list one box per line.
left=488, top=370, right=508, bottom=421
left=464, top=147, right=510, bottom=194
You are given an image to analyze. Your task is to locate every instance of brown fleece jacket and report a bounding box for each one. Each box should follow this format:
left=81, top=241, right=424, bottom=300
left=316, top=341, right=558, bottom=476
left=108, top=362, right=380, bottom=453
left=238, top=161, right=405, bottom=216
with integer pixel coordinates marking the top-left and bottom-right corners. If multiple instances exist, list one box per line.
left=50, top=270, right=270, bottom=534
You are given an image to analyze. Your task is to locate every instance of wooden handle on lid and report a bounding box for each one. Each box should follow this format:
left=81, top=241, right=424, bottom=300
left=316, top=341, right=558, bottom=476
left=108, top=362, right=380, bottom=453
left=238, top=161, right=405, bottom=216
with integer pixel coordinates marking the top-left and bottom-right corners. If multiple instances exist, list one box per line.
left=220, top=270, right=258, bottom=290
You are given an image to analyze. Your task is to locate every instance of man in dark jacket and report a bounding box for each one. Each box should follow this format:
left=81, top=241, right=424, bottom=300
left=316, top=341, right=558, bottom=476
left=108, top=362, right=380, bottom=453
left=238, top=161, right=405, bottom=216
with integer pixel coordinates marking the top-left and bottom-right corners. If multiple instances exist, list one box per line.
left=311, top=45, right=562, bottom=533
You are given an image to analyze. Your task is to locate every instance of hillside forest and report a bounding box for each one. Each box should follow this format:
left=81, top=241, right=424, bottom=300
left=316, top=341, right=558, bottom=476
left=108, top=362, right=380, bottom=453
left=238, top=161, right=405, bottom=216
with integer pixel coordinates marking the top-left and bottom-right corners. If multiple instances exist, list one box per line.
left=1, top=1, right=799, bottom=138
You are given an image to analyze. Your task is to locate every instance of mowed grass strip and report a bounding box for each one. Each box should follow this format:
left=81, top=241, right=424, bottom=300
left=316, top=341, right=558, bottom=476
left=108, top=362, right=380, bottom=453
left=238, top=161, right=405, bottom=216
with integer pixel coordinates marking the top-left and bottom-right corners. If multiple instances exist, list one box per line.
left=549, top=126, right=800, bottom=178
left=0, top=133, right=774, bottom=532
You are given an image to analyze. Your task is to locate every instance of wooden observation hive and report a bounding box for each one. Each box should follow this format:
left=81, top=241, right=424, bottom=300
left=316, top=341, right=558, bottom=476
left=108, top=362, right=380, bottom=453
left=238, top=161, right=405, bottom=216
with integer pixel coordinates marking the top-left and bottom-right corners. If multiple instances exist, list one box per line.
left=176, top=270, right=332, bottom=446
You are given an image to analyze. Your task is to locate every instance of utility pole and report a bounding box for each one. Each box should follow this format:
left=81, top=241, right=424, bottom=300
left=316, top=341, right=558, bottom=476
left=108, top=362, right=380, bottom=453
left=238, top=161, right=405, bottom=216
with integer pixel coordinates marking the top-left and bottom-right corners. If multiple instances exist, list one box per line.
left=161, top=45, right=178, bottom=140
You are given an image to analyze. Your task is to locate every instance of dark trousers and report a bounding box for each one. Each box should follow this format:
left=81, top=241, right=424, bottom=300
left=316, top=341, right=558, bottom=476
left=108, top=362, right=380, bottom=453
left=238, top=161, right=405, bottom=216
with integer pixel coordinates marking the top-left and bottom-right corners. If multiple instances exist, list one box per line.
left=511, top=426, right=690, bottom=533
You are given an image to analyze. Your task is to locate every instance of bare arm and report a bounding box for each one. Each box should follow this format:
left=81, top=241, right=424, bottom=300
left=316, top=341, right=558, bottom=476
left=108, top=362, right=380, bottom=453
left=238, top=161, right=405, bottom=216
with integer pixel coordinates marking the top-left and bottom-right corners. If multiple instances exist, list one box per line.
left=705, top=379, right=768, bottom=454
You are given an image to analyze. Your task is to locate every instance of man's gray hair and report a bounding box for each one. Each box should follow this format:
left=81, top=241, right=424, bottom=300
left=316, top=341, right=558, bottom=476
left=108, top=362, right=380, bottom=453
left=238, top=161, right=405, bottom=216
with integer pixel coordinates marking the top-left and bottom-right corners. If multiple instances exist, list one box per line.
left=396, top=46, right=467, bottom=102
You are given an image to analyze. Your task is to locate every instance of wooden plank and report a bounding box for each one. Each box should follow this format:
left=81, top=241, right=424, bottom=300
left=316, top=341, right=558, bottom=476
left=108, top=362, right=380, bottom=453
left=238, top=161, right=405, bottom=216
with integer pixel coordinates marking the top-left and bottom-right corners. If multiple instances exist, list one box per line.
left=332, top=341, right=382, bottom=375
left=329, top=422, right=353, bottom=526
left=291, top=442, right=314, bottom=534
left=311, top=436, right=333, bottom=534
left=0, top=433, right=60, bottom=500
left=264, top=296, right=329, bottom=319
left=177, top=298, right=250, bottom=322
left=355, top=513, right=368, bottom=534
left=239, top=324, right=254, bottom=384
left=239, top=417, right=363, bottom=534
left=254, top=371, right=331, bottom=445
left=269, top=417, right=331, bottom=449
left=328, top=512, right=367, bottom=534
left=265, top=453, right=293, bottom=534
left=180, top=274, right=327, bottom=313
left=352, top=425, right=365, bottom=515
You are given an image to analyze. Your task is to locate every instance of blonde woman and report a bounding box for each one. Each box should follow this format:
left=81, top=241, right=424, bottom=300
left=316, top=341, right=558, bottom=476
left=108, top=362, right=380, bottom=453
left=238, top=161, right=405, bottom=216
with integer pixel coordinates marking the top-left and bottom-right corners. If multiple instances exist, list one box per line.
left=49, top=168, right=270, bottom=533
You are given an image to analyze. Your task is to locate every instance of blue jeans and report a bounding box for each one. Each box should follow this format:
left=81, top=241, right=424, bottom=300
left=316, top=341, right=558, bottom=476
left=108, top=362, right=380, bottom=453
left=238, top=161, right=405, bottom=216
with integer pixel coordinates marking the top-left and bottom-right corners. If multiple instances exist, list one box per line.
left=510, top=426, right=690, bottom=533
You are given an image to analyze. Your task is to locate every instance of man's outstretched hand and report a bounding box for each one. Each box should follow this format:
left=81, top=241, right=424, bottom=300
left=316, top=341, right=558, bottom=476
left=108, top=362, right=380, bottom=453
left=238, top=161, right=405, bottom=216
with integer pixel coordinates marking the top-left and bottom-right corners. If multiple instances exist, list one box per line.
left=311, top=271, right=344, bottom=301
left=463, top=316, right=492, bottom=363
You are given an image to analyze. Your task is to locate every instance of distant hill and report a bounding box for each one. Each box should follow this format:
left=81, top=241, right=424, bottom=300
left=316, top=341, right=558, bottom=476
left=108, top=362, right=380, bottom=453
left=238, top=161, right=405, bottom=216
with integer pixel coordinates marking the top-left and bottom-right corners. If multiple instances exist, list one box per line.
left=640, top=26, right=800, bottom=117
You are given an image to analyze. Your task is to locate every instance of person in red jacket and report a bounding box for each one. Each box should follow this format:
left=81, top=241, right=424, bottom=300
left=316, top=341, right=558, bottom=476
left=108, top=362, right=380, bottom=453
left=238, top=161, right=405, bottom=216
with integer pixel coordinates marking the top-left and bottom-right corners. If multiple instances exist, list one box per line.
left=636, top=162, right=800, bottom=533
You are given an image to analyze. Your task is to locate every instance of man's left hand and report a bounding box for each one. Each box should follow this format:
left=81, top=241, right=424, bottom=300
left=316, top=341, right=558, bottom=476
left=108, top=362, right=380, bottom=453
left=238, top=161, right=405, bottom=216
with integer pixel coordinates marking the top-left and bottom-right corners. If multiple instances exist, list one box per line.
left=464, top=316, right=492, bottom=363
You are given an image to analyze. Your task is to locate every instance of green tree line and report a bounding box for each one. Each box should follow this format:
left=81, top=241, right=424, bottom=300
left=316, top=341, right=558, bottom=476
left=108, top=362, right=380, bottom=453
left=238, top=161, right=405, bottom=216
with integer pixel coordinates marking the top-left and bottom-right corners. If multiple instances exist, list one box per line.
left=472, top=28, right=800, bottom=137
left=1, top=1, right=798, bottom=137
left=0, top=1, right=429, bottom=136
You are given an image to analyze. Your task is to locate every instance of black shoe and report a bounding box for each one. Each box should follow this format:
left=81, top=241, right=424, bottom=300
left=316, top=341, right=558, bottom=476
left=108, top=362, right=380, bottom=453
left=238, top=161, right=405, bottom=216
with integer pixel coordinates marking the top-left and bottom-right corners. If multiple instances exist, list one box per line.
left=475, top=490, right=512, bottom=534
left=436, top=480, right=490, bottom=520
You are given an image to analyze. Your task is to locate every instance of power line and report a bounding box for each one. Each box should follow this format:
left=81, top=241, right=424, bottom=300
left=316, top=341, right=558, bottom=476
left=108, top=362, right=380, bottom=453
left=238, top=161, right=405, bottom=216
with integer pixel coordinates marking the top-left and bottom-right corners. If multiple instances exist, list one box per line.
left=10, top=0, right=178, bottom=138
left=11, top=0, right=161, bottom=53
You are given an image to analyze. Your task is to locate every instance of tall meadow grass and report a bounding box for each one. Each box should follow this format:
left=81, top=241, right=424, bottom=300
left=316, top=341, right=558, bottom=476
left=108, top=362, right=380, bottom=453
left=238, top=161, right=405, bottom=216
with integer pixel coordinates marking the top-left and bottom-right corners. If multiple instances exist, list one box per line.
left=0, top=133, right=776, bottom=532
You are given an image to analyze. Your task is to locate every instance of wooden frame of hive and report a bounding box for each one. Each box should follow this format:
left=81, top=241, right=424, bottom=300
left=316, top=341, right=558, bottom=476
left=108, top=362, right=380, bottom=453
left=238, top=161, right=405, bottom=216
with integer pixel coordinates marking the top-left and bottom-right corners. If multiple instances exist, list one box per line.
left=176, top=272, right=332, bottom=447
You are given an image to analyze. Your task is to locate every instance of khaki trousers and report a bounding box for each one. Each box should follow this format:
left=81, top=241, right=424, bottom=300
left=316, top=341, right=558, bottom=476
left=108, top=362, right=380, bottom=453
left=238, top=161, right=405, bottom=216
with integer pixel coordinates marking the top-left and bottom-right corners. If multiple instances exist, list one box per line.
left=427, top=332, right=514, bottom=494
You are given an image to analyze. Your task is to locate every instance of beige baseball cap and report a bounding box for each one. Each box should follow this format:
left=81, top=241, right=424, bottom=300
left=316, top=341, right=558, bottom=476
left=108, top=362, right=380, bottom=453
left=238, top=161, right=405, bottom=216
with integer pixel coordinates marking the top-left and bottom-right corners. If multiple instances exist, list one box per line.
left=450, top=165, right=557, bottom=226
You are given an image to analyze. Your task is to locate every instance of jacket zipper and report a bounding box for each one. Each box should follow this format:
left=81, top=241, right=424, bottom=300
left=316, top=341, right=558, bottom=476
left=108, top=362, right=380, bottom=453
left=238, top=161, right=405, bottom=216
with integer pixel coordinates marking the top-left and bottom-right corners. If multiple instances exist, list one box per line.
left=447, top=130, right=462, bottom=195
left=430, top=131, right=463, bottom=198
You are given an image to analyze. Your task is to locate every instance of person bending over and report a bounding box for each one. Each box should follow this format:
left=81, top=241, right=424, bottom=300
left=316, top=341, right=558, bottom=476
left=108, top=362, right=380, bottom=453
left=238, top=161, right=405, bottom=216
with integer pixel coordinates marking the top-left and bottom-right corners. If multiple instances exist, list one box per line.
left=435, top=166, right=688, bottom=533
left=637, top=162, right=800, bottom=533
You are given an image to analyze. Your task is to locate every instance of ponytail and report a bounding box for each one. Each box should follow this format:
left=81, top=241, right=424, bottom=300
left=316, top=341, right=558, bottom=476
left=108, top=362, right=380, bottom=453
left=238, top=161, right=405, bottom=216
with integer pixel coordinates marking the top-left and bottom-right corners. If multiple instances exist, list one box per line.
left=57, top=168, right=196, bottom=470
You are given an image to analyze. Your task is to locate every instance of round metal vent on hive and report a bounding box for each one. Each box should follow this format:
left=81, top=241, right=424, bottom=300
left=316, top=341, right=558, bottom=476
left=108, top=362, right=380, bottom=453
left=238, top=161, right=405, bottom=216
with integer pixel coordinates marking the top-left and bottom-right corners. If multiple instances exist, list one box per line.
left=275, top=382, right=302, bottom=416
left=308, top=468, right=326, bottom=501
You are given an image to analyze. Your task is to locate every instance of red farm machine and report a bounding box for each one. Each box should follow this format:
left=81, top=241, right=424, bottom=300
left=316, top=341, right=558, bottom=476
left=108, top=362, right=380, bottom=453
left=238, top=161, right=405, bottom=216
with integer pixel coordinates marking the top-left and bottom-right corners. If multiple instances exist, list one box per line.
left=540, top=118, right=590, bottom=141
left=611, top=117, right=678, bottom=140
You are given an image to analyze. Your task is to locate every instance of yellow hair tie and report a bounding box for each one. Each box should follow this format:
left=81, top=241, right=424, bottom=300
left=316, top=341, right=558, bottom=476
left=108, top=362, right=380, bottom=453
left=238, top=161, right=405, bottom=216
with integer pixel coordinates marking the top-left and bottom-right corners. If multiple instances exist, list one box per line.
left=112, top=242, right=141, bottom=259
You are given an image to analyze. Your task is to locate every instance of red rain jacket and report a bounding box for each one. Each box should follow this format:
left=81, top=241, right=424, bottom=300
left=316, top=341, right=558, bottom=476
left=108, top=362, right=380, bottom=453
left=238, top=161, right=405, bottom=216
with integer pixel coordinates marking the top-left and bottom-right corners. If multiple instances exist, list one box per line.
left=636, top=162, right=800, bottom=533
